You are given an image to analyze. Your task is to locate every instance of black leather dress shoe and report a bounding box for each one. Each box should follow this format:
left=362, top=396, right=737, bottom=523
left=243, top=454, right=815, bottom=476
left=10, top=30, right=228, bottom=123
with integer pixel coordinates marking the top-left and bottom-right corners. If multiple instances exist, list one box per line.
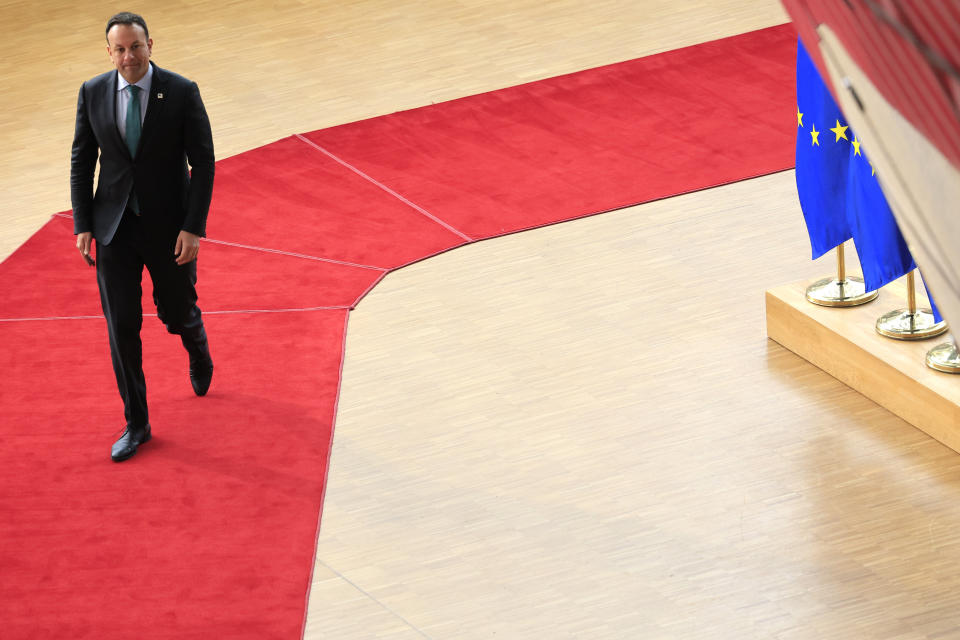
left=182, top=330, right=213, bottom=396
left=190, top=352, right=213, bottom=396
left=111, top=424, right=152, bottom=462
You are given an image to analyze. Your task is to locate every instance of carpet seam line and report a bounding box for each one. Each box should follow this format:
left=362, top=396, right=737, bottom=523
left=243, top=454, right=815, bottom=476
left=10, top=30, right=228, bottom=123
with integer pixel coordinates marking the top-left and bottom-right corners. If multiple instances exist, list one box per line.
left=50, top=213, right=388, bottom=272
left=293, top=133, right=474, bottom=242
left=201, top=237, right=388, bottom=271
left=0, top=306, right=350, bottom=322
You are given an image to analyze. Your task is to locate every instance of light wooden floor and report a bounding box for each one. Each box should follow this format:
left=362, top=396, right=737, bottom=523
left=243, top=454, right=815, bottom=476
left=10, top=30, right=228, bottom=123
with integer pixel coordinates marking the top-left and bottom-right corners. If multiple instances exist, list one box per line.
left=8, top=2, right=960, bottom=638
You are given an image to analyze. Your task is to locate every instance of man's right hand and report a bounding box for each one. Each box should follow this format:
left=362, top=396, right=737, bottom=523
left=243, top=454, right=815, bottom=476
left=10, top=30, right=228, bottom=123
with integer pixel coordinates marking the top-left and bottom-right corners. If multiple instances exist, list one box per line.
left=76, top=232, right=95, bottom=266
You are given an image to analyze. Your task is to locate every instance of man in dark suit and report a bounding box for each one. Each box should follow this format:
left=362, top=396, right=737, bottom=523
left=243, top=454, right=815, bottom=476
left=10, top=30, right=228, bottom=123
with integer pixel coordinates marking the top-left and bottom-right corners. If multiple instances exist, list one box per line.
left=71, top=12, right=215, bottom=462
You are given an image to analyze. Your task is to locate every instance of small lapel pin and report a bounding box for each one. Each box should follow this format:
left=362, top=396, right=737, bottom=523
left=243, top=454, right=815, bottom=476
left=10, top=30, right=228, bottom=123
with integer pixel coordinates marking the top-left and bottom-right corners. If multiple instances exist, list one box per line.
left=157, top=92, right=164, bottom=99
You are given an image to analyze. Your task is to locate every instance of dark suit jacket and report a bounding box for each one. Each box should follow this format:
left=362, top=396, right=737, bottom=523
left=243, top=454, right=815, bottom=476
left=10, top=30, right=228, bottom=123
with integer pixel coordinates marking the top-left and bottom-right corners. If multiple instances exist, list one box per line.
left=70, top=62, right=215, bottom=245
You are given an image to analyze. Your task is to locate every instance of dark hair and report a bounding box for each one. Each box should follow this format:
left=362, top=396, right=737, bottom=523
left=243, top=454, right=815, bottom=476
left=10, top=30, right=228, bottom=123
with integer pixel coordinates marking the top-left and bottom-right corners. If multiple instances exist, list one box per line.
left=105, top=12, right=149, bottom=43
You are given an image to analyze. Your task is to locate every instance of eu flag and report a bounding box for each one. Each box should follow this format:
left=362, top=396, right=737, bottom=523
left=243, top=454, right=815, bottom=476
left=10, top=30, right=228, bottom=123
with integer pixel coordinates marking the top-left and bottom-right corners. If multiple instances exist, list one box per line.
left=795, top=40, right=941, bottom=319
left=795, top=41, right=852, bottom=259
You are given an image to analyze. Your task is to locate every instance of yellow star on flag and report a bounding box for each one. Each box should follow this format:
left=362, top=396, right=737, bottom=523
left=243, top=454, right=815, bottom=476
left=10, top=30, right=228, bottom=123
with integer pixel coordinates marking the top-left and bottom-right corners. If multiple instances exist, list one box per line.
left=797, top=107, right=803, bottom=127
left=852, top=137, right=861, bottom=156
left=810, top=123, right=820, bottom=146
left=870, top=162, right=875, bottom=176
left=830, top=119, right=849, bottom=142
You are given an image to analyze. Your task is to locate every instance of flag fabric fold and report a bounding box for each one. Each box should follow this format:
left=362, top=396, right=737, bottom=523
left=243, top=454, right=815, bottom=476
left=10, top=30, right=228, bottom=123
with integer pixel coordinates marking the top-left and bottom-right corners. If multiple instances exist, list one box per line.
left=843, top=143, right=915, bottom=291
left=924, top=277, right=944, bottom=324
left=795, top=40, right=853, bottom=260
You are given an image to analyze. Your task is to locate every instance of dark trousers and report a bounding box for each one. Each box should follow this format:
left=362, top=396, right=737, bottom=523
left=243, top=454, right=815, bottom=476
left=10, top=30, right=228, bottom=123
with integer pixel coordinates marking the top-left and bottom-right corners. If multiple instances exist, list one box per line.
left=96, top=211, right=207, bottom=428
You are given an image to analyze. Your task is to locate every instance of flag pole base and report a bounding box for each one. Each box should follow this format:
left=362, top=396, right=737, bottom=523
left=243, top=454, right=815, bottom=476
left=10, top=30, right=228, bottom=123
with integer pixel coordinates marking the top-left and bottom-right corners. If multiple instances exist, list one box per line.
left=875, top=309, right=949, bottom=340
left=926, top=341, right=960, bottom=374
left=805, top=276, right=878, bottom=307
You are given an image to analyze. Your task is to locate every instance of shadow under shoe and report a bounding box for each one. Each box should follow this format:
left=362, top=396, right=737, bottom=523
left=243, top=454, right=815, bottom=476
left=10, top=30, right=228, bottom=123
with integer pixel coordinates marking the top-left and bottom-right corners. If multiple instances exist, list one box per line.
left=111, top=423, right=152, bottom=462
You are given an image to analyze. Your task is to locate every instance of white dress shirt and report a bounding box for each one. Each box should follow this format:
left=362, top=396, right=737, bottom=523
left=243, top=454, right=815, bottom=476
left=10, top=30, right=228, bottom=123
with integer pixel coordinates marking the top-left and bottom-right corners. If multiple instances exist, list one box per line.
left=116, top=64, right=153, bottom=143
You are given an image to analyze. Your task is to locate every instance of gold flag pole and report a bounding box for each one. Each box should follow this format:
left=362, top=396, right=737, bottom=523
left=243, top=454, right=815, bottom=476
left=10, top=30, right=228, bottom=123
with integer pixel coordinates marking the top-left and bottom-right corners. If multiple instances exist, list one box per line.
left=875, top=270, right=948, bottom=339
left=805, top=241, right=878, bottom=307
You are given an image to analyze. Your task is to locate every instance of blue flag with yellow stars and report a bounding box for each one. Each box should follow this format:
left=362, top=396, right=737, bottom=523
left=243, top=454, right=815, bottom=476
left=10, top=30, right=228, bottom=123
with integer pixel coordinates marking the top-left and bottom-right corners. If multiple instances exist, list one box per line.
left=795, top=40, right=940, bottom=319
left=795, top=40, right=852, bottom=259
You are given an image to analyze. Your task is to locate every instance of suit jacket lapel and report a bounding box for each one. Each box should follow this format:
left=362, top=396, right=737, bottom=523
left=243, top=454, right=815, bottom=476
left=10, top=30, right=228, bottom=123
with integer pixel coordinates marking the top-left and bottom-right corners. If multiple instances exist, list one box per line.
left=102, top=71, right=130, bottom=158
left=138, top=63, right=166, bottom=156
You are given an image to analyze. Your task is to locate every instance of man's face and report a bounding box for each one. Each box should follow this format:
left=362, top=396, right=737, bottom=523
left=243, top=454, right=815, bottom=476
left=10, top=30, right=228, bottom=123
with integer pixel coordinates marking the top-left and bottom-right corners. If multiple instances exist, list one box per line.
left=106, top=23, right=152, bottom=84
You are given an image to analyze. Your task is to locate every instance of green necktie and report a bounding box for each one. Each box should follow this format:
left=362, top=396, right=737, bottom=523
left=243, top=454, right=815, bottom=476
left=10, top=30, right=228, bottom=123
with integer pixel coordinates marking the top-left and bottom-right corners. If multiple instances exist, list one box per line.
left=125, top=85, right=142, bottom=156
left=125, top=85, right=141, bottom=212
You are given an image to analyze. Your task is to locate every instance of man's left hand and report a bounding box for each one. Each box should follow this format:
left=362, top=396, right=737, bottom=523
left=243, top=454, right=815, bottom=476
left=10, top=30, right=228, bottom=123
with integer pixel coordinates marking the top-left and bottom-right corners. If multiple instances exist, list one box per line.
left=174, top=230, right=201, bottom=265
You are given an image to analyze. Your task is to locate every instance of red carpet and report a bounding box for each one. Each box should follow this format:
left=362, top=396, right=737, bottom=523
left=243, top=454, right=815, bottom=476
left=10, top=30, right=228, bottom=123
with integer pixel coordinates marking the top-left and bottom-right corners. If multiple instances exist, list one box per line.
left=300, top=24, right=795, bottom=241
left=0, top=25, right=796, bottom=638
left=206, top=135, right=469, bottom=270
left=1, top=310, right=347, bottom=639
